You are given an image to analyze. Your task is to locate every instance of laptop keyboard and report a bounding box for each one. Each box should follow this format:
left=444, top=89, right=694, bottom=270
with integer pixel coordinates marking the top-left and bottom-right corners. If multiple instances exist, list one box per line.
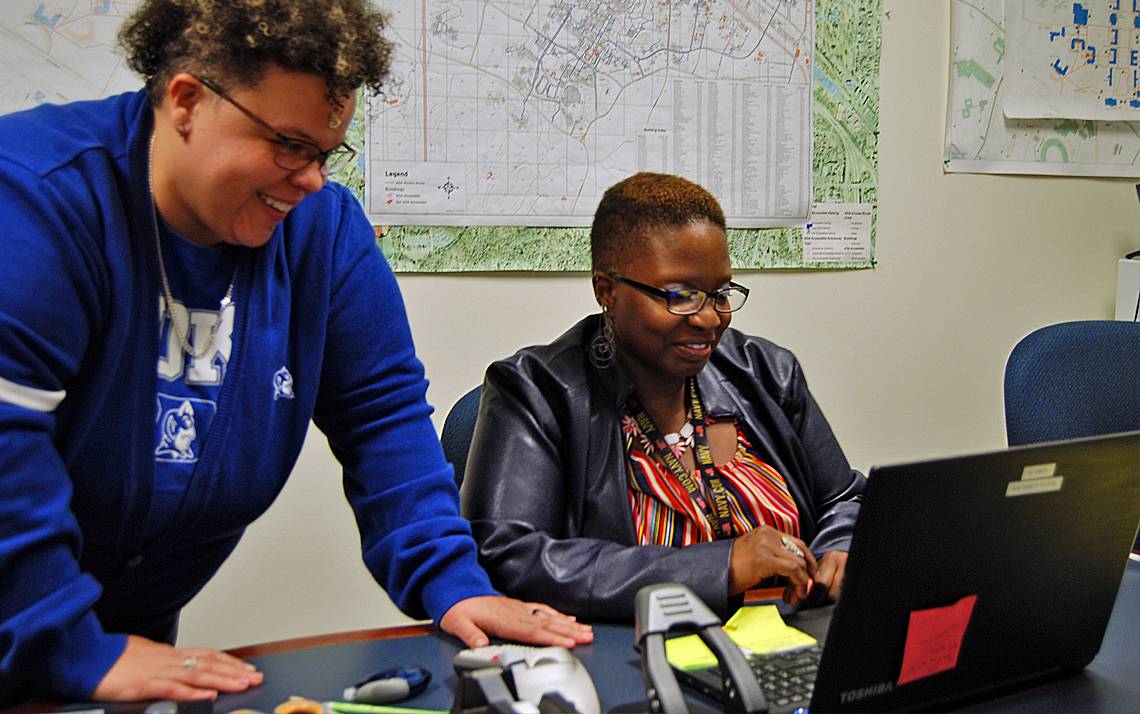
left=745, top=645, right=821, bottom=710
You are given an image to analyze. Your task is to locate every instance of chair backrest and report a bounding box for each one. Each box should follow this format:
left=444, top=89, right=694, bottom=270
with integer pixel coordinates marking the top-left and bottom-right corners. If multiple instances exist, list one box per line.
left=1004, top=320, right=1140, bottom=447
left=441, top=385, right=482, bottom=488
left=1005, top=320, right=1140, bottom=553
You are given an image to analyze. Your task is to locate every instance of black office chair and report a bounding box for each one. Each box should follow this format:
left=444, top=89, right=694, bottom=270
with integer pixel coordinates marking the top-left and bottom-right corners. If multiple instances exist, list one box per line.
left=1004, top=320, right=1140, bottom=550
left=441, top=385, right=482, bottom=488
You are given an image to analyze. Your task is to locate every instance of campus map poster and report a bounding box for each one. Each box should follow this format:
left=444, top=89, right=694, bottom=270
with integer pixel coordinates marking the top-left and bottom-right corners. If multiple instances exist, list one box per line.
left=379, top=0, right=881, bottom=271
left=368, top=0, right=814, bottom=229
left=946, top=0, right=1140, bottom=177
left=1004, top=0, right=1140, bottom=121
left=0, top=0, right=881, bottom=271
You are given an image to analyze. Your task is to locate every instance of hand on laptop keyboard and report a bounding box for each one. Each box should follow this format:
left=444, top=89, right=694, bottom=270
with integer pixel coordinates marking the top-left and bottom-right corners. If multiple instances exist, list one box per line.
left=729, top=526, right=817, bottom=604
left=804, top=550, right=848, bottom=605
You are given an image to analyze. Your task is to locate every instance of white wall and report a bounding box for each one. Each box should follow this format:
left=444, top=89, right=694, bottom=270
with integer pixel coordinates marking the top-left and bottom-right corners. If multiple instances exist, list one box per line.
left=178, top=0, right=1138, bottom=648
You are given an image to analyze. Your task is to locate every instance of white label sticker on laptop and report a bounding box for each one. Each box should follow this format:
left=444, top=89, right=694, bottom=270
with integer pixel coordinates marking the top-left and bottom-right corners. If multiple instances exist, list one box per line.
left=1006, top=476, right=1064, bottom=497
left=1020, top=463, right=1057, bottom=480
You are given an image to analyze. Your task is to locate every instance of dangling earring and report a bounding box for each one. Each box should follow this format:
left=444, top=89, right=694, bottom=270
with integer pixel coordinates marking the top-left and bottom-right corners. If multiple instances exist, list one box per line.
left=590, top=305, right=616, bottom=369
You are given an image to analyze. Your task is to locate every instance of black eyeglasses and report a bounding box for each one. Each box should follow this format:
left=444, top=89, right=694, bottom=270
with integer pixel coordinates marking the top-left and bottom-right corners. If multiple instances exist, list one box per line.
left=194, top=75, right=357, bottom=177
left=610, top=273, right=749, bottom=315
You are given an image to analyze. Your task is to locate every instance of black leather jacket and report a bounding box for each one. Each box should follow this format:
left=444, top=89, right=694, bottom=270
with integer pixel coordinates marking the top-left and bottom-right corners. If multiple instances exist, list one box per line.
left=461, top=315, right=865, bottom=621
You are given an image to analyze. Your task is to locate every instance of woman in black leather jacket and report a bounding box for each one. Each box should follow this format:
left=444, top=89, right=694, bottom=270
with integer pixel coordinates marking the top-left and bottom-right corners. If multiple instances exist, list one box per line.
left=461, top=173, right=865, bottom=621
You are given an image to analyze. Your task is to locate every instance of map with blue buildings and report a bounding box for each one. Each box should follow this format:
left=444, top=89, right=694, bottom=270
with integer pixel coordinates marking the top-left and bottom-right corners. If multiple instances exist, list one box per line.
left=946, top=0, right=1140, bottom=176
left=1005, top=0, right=1140, bottom=121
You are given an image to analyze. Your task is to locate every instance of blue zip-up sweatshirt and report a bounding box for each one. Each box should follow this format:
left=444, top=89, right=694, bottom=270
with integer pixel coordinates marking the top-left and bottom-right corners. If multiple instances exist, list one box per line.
left=0, top=90, right=495, bottom=697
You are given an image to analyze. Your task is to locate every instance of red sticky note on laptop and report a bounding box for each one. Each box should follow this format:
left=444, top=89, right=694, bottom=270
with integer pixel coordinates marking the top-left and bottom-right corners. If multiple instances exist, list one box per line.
left=896, top=594, right=978, bottom=686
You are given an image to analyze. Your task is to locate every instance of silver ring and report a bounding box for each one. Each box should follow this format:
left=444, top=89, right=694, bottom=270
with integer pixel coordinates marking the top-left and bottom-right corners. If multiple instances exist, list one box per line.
left=183, top=654, right=198, bottom=670
left=780, top=535, right=805, bottom=558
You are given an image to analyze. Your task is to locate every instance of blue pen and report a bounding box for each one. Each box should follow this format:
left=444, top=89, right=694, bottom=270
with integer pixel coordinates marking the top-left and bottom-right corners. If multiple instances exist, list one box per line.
left=342, top=666, right=431, bottom=705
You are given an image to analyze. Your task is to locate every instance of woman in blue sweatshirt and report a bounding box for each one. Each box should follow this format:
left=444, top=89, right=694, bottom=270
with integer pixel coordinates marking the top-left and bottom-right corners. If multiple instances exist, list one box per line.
left=0, top=0, right=590, bottom=703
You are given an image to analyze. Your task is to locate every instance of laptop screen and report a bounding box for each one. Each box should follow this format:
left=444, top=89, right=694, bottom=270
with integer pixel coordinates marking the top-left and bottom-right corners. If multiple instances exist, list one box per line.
left=813, top=431, right=1140, bottom=711
left=674, top=432, right=1140, bottom=713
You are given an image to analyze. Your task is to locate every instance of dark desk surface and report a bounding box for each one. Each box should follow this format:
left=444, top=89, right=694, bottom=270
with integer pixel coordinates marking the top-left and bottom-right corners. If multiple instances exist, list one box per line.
left=217, top=559, right=1140, bottom=714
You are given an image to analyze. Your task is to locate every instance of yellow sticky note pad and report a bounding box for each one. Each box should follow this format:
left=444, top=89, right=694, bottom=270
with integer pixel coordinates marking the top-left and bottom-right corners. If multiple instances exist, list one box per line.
left=724, top=604, right=817, bottom=654
left=665, top=633, right=718, bottom=670
left=664, top=605, right=817, bottom=671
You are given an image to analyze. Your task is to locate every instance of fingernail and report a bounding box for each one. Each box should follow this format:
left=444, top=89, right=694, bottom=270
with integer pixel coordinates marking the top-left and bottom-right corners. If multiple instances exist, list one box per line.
left=806, top=578, right=814, bottom=596
left=473, top=636, right=489, bottom=647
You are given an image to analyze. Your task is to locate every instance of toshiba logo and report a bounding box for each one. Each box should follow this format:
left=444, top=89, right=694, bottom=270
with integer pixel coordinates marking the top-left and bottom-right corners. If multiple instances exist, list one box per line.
left=839, top=680, right=894, bottom=704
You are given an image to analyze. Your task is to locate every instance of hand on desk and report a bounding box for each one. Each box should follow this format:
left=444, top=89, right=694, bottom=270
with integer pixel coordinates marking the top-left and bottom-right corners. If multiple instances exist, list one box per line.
left=728, top=526, right=817, bottom=604
left=93, top=635, right=262, bottom=701
left=439, top=595, right=594, bottom=649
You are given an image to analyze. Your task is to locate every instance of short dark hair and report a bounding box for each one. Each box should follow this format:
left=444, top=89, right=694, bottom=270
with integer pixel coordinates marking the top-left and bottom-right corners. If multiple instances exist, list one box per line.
left=590, top=172, right=726, bottom=272
left=119, top=0, right=393, bottom=110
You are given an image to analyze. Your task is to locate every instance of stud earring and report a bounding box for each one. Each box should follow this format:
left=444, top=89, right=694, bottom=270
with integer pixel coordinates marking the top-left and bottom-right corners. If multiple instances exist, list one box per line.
left=176, top=125, right=188, bottom=138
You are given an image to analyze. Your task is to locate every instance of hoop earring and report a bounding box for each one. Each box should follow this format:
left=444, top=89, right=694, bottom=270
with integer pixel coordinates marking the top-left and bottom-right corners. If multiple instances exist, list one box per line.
left=589, top=308, right=616, bottom=369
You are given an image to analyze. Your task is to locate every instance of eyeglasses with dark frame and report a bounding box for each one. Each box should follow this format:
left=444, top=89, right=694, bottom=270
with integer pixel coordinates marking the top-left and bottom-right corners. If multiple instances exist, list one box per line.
left=193, top=75, right=358, bottom=177
left=609, top=273, right=750, bottom=315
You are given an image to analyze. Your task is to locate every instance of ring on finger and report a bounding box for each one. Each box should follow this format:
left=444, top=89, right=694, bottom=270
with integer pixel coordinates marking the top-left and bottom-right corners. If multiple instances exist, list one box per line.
left=780, top=535, right=805, bottom=558
left=183, top=654, right=198, bottom=670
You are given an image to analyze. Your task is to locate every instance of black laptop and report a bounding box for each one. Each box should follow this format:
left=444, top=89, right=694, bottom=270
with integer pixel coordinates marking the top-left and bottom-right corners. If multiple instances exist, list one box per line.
left=675, top=431, right=1140, bottom=712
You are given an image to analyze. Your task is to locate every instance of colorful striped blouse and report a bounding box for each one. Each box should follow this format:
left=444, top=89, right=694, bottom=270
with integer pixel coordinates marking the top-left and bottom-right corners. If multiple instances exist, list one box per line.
left=623, top=415, right=801, bottom=547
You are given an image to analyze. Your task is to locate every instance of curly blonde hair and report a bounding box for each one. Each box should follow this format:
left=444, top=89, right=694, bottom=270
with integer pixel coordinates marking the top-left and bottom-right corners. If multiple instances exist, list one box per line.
left=591, top=172, right=727, bottom=272
left=119, top=0, right=392, bottom=110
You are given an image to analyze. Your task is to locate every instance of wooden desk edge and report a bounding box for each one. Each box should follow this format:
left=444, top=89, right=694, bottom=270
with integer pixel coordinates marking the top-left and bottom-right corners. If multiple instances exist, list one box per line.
left=225, top=623, right=435, bottom=658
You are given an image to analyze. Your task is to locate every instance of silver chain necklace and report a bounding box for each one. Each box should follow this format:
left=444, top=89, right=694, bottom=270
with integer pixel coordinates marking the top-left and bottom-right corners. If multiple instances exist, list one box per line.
left=148, top=132, right=237, bottom=360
